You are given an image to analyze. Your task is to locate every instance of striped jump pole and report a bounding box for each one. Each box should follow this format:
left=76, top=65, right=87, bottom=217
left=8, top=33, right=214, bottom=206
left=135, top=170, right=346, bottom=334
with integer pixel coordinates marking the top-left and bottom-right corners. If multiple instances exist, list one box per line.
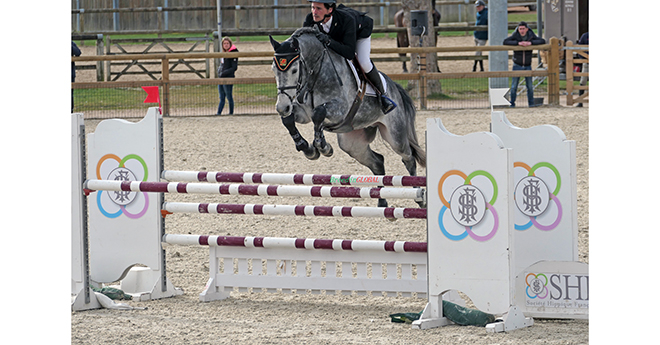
left=162, top=202, right=427, bottom=219
left=84, top=180, right=424, bottom=202
left=162, top=170, right=427, bottom=187
left=162, top=234, right=428, bottom=253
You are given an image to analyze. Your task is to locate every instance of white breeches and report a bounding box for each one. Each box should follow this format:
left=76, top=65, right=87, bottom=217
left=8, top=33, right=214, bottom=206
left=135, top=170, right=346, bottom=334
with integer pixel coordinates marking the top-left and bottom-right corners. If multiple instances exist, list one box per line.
left=355, top=36, right=373, bottom=73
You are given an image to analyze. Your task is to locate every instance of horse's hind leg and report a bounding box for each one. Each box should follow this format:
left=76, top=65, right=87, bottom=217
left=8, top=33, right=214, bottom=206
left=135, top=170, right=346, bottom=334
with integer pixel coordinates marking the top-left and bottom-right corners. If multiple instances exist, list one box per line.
left=337, top=128, right=389, bottom=208
left=377, top=123, right=427, bottom=208
left=281, top=115, right=319, bottom=160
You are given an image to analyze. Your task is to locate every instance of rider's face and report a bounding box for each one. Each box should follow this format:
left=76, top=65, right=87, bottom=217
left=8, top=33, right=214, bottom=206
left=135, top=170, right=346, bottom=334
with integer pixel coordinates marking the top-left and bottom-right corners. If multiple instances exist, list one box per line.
left=311, top=2, right=332, bottom=23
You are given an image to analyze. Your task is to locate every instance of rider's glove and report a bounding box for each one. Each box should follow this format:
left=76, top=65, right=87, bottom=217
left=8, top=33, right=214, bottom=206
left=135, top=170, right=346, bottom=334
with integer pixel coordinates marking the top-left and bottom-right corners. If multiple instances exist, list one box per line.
left=315, top=32, right=331, bottom=47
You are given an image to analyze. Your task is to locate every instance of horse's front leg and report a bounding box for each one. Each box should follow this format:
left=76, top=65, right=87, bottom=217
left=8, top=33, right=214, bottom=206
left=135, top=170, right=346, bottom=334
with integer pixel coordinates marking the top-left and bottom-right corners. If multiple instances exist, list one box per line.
left=281, top=114, right=319, bottom=160
left=311, top=104, right=334, bottom=157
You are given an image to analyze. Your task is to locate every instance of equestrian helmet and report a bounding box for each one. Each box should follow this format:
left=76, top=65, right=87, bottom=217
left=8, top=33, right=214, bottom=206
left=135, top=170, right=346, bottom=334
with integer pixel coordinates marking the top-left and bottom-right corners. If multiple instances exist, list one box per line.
left=307, top=0, right=336, bottom=3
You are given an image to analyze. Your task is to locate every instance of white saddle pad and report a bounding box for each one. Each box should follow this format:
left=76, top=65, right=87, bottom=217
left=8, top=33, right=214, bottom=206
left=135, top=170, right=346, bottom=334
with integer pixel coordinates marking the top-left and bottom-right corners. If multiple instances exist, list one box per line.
left=346, top=60, right=386, bottom=97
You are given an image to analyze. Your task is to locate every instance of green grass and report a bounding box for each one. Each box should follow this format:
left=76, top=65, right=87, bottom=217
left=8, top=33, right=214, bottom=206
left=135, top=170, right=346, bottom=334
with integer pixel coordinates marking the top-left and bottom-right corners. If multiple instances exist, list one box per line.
left=75, top=87, right=145, bottom=110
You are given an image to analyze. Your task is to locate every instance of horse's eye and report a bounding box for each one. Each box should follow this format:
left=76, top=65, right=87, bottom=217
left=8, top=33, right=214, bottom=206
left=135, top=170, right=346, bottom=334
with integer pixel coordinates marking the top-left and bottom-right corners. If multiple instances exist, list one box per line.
left=291, top=68, right=298, bottom=74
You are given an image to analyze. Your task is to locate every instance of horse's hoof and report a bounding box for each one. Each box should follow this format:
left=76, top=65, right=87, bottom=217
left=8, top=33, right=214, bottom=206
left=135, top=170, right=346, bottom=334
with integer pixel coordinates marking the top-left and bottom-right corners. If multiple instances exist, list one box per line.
left=304, top=147, right=320, bottom=160
left=314, top=139, right=333, bottom=157
left=319, top=143, right=333, bottom=157
left=377, top=199, right=388, bottom=208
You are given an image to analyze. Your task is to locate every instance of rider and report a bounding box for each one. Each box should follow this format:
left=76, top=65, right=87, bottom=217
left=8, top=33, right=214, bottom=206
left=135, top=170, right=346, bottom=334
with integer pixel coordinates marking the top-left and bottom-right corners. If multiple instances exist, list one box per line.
left=303, top=0, right=396, bottom=114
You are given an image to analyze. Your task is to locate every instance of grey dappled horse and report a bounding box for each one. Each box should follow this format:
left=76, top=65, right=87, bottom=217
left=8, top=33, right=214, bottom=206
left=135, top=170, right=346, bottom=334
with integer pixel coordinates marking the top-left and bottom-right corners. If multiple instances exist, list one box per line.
left=270, top=27, right=426, bottom=208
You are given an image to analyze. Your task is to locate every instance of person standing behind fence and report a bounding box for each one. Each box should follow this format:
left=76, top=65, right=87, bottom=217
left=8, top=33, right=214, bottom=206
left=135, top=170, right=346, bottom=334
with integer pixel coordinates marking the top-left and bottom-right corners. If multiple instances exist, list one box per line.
left=217, top=37, right=238, bottom=115
left=503, top=22, right=545, bottom=107
left=473, top=0, right=488, bottom=72
left=72, top=41, right=81, bottom=113
left=576, top=32, right=589, bottom=107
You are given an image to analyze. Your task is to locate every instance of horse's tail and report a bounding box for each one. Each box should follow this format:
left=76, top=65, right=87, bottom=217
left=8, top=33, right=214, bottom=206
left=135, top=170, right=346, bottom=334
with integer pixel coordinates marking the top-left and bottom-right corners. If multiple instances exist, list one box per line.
left=391, top=78, right=426, bottom=168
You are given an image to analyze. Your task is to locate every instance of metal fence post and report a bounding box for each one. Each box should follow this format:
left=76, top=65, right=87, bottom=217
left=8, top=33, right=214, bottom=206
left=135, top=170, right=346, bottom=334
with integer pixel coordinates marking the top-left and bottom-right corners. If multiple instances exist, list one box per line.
left=548, top=37, right=560, bottom=105
left=162, top=58, right=170, bottom=116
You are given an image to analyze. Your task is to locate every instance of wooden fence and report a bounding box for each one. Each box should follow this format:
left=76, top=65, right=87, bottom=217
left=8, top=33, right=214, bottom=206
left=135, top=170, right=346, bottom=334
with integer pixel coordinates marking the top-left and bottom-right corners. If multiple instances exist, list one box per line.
left=72, top=0, right=531, bottom=33
left=564, top=40, right=589, bottom=106
left=72, top=38, right=563, bottom=116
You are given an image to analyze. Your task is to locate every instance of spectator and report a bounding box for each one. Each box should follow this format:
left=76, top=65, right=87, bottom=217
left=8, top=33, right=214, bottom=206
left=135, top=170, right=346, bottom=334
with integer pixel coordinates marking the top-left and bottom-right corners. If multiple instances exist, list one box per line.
left=473, top=0, right=488, bottom=72
left=503, top=21, right=545, bottom=107
left=72, top=41, right=81, bottom=113
left=217, top=37, right=238, bottom=115
left=576, top=32, right=589, bottom=107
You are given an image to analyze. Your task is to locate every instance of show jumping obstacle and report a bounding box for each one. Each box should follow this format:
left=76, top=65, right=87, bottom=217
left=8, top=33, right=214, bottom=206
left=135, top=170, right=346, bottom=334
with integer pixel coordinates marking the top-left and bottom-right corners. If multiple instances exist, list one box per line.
left=72, top=107, right=588, bottom=333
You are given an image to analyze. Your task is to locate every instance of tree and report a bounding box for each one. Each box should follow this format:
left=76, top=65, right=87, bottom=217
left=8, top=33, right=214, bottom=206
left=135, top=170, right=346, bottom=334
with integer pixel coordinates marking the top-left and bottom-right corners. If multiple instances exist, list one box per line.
left=401, top=0, right=442, bottom=100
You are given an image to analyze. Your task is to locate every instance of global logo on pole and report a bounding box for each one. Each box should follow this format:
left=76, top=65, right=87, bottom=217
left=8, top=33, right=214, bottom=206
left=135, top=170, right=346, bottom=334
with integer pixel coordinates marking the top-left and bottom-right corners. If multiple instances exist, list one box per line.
left=95, top=153, right=150, bottom=219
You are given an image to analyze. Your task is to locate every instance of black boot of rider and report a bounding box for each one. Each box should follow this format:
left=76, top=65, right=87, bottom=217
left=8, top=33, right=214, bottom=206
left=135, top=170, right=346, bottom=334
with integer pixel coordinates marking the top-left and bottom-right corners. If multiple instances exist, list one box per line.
left=365, top=68, right=396, bottom=114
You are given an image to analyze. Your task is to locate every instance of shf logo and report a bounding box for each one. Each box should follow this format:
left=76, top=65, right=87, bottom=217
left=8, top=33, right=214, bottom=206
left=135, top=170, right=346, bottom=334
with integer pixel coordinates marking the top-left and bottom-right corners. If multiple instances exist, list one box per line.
left=525, top=273, right=549, bottom=299
left=449, top=185, right=486, bottom=227
left=513, top=162, right=563, bottom=231
left=107, top=167, right=138, bottom=206
left=95, top=154, right=150, bottom=219
left=437, top=170, right=499, bottom=242
left=515, top=176, right=550, bottom=217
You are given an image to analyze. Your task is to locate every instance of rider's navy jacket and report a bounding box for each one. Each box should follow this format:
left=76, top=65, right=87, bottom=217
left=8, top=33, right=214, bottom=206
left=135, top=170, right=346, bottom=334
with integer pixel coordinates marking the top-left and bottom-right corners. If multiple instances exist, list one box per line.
left=303, top=4, right=373, bottom=60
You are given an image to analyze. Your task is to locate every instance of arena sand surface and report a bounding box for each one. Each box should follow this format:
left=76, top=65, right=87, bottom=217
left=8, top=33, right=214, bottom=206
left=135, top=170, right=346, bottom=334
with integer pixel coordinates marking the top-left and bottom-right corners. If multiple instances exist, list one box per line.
left=72, top=105, right=588, bottom=344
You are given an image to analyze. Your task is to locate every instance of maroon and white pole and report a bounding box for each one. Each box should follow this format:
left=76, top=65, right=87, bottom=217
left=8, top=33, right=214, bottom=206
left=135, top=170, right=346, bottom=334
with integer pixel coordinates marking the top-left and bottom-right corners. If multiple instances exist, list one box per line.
left=162, top=202, right=427, bottom=219
left=84, top=179, right=424, bottom=201
left=162, top=234, right=428, bottom=253
left=161, top=170, right=426, bottom=187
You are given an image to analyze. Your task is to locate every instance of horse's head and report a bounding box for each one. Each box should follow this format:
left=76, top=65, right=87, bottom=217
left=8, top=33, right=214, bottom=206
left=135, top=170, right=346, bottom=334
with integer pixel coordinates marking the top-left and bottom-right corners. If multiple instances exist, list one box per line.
left=271, top=35, right=302, bottom=117
left=270, top=28, right=324, bottom=117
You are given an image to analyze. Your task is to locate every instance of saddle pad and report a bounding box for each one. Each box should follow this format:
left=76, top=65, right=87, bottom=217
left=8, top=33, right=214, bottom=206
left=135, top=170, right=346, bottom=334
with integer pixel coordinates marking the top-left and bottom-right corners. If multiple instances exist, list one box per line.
left=346, top=60, right=386, bottom=98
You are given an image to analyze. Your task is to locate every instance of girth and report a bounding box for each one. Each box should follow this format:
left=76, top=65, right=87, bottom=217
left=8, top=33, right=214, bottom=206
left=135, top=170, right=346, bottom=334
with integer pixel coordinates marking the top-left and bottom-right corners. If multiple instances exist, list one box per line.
left=324, top=56, right=368, bottom=133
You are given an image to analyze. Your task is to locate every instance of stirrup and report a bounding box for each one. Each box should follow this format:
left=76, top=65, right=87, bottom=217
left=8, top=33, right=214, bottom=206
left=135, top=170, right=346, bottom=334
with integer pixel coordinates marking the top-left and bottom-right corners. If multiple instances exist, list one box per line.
left=381, top=95, right=397, bottom=114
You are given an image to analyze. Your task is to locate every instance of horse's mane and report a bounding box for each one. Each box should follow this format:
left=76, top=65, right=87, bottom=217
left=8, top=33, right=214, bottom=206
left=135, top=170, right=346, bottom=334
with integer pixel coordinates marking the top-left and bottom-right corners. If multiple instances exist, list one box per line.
left=291, top=26, right=318, bottom=40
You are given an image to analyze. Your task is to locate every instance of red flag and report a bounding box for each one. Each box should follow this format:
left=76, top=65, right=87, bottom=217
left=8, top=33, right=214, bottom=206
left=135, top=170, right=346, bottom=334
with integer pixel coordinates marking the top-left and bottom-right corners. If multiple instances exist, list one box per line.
left=142, top=86, right=160, bottom=104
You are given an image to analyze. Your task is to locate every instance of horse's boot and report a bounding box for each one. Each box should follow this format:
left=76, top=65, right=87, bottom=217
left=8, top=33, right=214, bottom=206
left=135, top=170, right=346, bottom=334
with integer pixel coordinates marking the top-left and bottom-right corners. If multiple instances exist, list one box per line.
left=365, top=68, right=397, bottom=114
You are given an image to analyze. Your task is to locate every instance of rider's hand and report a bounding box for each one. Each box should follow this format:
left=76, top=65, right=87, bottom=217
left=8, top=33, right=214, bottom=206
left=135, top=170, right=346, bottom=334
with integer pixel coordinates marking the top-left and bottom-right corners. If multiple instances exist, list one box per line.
left=315, top=32, right=331, bottom=46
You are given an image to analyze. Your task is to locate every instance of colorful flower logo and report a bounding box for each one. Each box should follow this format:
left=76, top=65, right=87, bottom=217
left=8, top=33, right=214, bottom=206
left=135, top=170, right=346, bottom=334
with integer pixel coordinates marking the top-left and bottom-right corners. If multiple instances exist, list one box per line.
left=525, top=273, right=549, bottom=299
left=95, top=154, right=150, bottom=219
left=437, top=170, right=499, bottom=241
left=513, top=162, right=562, bottom=231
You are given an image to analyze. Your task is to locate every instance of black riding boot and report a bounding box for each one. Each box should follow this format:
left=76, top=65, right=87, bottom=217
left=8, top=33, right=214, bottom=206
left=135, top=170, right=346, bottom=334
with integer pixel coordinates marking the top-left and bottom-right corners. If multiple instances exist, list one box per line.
left=365, top=67, right=396, bottom=114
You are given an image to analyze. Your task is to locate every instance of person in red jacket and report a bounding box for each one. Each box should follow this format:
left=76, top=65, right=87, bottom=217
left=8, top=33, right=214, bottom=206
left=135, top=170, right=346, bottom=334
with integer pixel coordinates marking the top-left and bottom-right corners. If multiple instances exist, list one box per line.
left=217, top=37, right=238, bottom=115
left=303, top=0, right=396, bottom=114
left=503, top=22, right=546, bottom=107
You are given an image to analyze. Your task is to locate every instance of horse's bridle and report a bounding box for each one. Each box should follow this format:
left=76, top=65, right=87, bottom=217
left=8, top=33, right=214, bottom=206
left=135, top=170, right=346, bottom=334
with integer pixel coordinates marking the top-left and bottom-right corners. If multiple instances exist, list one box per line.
left=274, top=51, right=305, bottom=107
left=274, top=44, right=336, bottom=110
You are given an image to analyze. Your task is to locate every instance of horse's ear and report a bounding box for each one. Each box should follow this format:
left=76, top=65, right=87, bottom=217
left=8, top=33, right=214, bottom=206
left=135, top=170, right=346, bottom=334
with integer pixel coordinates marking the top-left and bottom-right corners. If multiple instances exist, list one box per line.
left=292, top=37, right=299, bottom=50
left=269, top=35, right=280, bottom=51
